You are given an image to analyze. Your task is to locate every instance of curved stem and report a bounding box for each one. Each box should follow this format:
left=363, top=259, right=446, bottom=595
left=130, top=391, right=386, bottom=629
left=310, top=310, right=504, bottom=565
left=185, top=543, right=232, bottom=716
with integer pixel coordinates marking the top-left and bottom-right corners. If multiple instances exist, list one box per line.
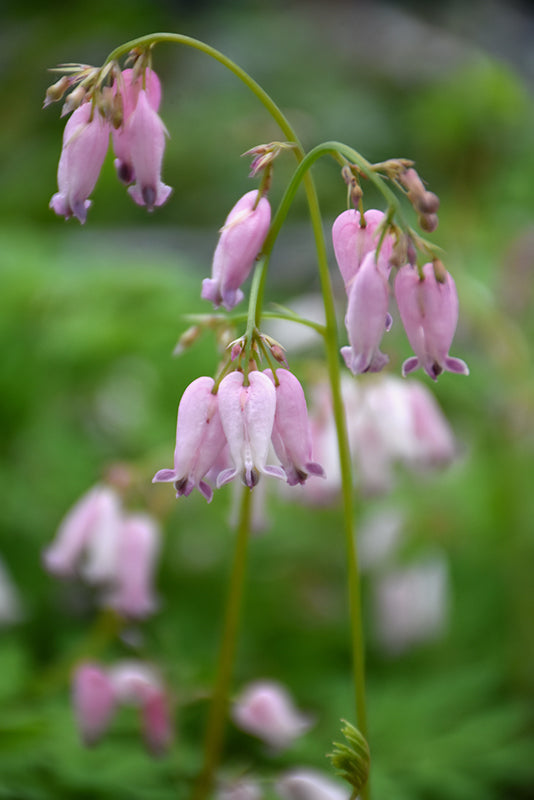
left=103, top=33, right=303, bottom=148
left=192, top=487, right=252, bottom=800
left=104, top=32, right=370, bottom=797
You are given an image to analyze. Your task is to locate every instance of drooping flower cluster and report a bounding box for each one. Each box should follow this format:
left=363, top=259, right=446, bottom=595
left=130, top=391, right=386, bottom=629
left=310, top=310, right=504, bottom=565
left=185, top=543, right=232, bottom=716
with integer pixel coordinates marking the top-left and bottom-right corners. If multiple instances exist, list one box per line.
left=332, top=165, right=468, bottom=381
left=153, top=367, right=324, bottom=500
left=73, top=660, right=172, bottom=755
left=46, top=63, right=170, bottom=223
left=43, top=483, right=160, bottom=618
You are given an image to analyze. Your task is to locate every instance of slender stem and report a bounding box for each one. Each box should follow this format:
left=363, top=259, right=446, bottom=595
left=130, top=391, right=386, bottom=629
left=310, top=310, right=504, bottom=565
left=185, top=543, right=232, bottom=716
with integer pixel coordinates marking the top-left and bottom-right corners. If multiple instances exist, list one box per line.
left=104, top=32, right=370, bottom=796
left=192, top=487, right=252, bottom=800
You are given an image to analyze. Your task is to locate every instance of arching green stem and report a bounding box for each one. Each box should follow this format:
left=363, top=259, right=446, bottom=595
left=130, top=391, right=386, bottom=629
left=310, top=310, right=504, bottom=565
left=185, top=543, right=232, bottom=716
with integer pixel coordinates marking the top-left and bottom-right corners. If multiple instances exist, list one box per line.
left=104, top=33, right=370, bottom=799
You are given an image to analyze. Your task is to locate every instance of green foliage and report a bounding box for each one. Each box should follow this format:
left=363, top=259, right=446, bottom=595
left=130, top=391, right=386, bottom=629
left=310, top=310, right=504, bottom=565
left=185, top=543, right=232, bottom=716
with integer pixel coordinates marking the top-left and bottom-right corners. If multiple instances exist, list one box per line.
left=0, top=2, right=533, bottom=798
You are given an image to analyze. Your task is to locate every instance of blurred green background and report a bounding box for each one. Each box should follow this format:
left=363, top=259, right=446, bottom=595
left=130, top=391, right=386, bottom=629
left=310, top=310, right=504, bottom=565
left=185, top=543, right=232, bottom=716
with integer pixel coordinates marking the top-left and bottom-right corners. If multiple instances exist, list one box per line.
left=1, top=0, right=533, bottom=798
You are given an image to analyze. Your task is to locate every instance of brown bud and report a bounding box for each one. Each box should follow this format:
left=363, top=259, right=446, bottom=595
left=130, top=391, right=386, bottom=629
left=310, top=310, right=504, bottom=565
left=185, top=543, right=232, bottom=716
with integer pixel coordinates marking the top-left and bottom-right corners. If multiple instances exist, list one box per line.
left=418, top=191, right=440, bottom=214
left=418, top=213, right=439, bottom=233
left=270, top=344, right=288, bottom=365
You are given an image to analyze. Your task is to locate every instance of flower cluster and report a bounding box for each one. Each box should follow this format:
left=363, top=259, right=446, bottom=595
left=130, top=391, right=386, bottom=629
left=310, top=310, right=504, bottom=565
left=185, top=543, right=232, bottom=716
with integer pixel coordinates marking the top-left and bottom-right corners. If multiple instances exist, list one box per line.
left=46, top=61, right=170, bottom=223
left=153, top=367, right=325, bottom=500
left=43, top=483, right=160, bottom=619
left=332, top=166, right=469, bottom=381
left=73, top=660, right=172, bottom=755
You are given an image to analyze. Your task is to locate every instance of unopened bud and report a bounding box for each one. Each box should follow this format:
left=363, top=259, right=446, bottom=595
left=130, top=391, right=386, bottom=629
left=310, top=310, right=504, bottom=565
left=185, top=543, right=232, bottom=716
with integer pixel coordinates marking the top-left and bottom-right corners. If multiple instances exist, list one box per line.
left=44, top=75, right=71, bottom=108
left=230, top=342, right=243, bottom=361
left=173, top=325, right=201, bottom=356
left=61, top=85, right=87, bottom=117
left=418, top=191, right=440, bottom=214
left=432, top=258, right=447, bottom=284
left=341, top=165, right=353, bottom=185
left=270, top=344, right=288, bottom=365
left=419, top=213, right=439, bottom=233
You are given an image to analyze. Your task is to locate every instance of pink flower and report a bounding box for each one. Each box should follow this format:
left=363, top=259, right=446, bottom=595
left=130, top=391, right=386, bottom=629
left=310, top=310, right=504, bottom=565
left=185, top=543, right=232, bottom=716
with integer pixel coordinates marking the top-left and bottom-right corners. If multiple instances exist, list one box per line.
left=263, top=368, right=325, bottom=485
left=340, top=250, right=392, bottom=375
left=73, top=661, right=173, bottom=755
left=109, top=661, right=173, bottom=756
left=49, top=102, right=110, bottom=224
left=43, top=485, right=121, bottom=577
left=332, top=208, right=393, bottom=291
left=201, top=190, right=271, bottom=311
left=395, top=262, right=469, bottom=380
left=125, top=90, right=172, bottom=210
left=104, top=513, right=160, bottom=619
left=232, top=680, right=313, bottom=750
left=152, top=376, right=227, bottom=502
left=216, top=371, right=285, bottom=489
left=72, top=663, right=116, bottom=746
left=112, top=68, right=162, bottom=185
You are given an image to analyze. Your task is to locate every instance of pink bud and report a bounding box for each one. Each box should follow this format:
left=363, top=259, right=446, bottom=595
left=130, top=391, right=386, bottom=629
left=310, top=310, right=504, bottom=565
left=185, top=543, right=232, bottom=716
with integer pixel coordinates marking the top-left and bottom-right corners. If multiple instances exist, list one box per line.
left=50, top=102, right=110, bottom=224
left=232, top=680, right=313, bottom=750
left=332, top=208, right=393, bottom=291
left=112, top=68, right=162, bottom=185
left=43, top=485, right=121, bottom=578
left=216, top=371, right=285, bottom=489
left=105, top=513, right=160, bottom=619
left=395, top=263, right=469, bottom=380
left=202, top=191, right=271, bottom=311
left=125, top=90, right=172, bottom=210
left=340, top=250, right=391, bottom=375
left=263, top=368, right=325, bottom=485
left=72, top=663, right=117, bottom=746
left=152, top=376, right=227, bottom=502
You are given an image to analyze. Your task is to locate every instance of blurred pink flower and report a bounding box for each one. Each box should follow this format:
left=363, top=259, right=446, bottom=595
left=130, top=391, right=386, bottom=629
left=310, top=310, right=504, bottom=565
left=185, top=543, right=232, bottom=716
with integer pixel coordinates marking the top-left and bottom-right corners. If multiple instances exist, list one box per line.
left=372, top=554, right=450, bottom=655
left=232, top=680, right=313, bottom=750
left=104, top=513, right=160, bottom=619
left=43, top=485, right=121, bottom=578
left=276, top=768, right=347, bottom=800
left=72, top=663, right=116, bottom=746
